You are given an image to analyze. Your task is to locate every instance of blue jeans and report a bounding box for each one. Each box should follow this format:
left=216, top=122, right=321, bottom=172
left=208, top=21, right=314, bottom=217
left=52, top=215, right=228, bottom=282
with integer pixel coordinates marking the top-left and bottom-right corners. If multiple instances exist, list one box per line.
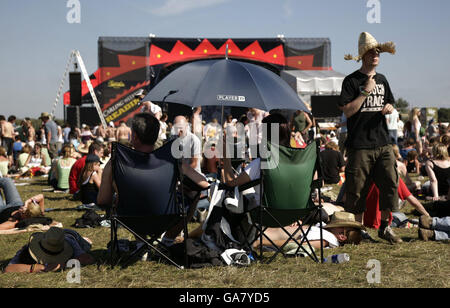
left=388, top=129, right=398, bottom=145
left=196, top=173, right=216, bottom=211
left=433, top=217, right=450, bottom=241
left=0, top=178, right=24, bottom=212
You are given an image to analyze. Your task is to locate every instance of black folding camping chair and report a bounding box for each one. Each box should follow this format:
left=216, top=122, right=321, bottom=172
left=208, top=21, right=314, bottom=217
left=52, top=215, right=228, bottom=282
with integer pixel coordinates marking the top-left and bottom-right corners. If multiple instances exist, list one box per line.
left=109, top=140, right=192, bottom=269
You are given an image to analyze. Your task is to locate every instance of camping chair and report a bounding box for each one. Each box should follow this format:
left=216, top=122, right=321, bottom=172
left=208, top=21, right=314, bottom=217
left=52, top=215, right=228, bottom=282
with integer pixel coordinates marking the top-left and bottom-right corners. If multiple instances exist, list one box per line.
left=109, top=140, right=196, bottom=269
left=238, top=139, right=325, bottom=264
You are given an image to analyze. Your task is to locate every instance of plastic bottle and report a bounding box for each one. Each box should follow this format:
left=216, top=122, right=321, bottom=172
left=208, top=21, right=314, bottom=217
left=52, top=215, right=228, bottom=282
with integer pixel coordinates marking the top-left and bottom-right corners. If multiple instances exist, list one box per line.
left=324, top=253, right=350, bottom=264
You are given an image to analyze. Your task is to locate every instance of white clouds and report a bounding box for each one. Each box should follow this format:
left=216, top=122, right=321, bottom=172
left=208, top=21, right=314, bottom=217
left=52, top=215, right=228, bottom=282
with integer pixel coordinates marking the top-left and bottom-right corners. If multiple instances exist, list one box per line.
left=150, top=0, right=231, bottom=16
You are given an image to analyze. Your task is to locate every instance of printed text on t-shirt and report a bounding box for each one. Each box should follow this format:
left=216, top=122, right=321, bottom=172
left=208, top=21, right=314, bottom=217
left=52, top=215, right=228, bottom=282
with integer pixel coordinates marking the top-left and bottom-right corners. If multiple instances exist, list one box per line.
left=360, top=84, right=385, bottom=112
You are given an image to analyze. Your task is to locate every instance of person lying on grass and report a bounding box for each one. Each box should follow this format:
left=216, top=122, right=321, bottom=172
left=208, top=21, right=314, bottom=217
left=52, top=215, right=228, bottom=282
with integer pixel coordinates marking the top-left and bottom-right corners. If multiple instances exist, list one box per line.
left=0, top=177, right=50, bottom=231
left=3, top=227, right=95, bottom=273
left=186, top=211, right=364, bottom=250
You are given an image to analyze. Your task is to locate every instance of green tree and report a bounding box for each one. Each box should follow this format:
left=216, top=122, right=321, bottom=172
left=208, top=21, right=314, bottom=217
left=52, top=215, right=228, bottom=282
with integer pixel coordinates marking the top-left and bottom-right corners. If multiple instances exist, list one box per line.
left=438, top=108, right=450, bottom=122
left=394, top=97, right=410, bottom=114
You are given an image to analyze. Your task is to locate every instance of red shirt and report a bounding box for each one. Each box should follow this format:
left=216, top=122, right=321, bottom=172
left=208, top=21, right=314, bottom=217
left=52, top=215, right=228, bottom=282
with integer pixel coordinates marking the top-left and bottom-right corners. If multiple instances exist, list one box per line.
left=364, top=178, right=411, bottom=229
left=69, top=156, right=87, bottom=194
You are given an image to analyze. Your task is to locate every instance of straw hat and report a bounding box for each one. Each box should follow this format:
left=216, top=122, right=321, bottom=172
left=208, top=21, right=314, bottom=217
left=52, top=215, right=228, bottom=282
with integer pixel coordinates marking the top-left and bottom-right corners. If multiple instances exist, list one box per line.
left=77, top=140, right=93, bottom=154
left=28, top=227, right=73, bottom=265
left=324, top=212, right=366, bottom=230
left=39, top=112, right=51, bottom=119
left=344, top=32, right=396, bottom=62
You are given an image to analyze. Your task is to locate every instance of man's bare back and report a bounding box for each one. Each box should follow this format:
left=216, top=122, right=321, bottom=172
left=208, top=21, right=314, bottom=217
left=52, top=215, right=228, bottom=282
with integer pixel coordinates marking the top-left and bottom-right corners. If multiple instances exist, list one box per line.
left=96, top=125, right=106, bottom=138
left=27, top=125, right=36, bottom=142
left=116, top=123, right=131, bottom=142
left=106, top=127, right=116, bottom=141
left=1, top=121, right=14, bottom=139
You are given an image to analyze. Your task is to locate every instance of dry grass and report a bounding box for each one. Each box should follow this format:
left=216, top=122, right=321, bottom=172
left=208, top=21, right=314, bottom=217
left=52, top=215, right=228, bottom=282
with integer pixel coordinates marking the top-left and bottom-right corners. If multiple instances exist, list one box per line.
left=0, top=177, right=449, bottom=288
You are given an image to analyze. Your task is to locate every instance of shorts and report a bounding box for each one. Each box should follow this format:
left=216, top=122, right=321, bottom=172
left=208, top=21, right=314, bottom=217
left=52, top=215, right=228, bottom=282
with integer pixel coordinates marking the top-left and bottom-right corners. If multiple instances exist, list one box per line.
left=2, top=137, right=13, bottom=156
left=344, top=144, right=399, bottom=214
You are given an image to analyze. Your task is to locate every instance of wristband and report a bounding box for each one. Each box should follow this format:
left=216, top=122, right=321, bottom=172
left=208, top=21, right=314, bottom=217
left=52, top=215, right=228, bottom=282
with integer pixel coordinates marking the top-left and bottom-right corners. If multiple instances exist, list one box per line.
left=360, top=89, right=371, bottom=97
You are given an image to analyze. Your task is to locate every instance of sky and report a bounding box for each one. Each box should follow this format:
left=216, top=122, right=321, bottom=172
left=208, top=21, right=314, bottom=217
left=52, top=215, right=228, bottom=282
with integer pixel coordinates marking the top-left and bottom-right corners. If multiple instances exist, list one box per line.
left=0, top=0, right=449, bottom=119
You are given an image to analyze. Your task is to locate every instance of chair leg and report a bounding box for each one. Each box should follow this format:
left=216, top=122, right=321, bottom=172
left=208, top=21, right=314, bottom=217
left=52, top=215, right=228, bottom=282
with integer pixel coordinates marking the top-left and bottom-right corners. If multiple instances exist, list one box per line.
left=120, top=243, right=148, bottom=269
left=115, top=218, right=184, bottom=269
left=110, top=218, right=118, bottom=268
left=255, top=208, right=322, bottom=264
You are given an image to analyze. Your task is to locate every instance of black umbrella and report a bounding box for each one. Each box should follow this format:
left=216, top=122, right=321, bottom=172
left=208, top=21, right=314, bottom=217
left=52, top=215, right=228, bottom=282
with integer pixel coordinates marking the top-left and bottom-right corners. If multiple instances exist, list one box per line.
left=143, top=58, right=309, bottom=113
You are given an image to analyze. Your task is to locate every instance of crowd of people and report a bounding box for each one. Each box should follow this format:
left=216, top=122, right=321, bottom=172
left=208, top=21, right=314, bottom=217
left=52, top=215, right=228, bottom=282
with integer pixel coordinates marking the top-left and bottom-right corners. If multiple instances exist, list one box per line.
left=0, top=31, right=449, bottom=273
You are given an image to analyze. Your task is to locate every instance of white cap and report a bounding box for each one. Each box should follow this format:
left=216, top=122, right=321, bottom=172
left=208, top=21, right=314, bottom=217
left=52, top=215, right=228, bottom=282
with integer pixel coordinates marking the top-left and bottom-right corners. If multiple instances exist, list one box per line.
left=150, top=103, right=162, bottom=115
left=220, top=249, right=250, bottom=266
left=135, top=89, right=145, bottom=97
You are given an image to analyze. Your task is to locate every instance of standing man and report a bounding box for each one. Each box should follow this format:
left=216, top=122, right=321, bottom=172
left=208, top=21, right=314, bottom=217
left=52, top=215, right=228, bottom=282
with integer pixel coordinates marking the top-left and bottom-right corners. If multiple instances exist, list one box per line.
left=115, top=121, right=132, bottom=145
left=0, top=115, right=15, bottom=165
left=291, top=110, right=312, bottom=143
left=172, top=115, right=203, bottom=174
left=386, top=107, right=399, bottom=145
left=191, top=107, right=203, bottom=142
left=105, top=122, right=116, bottom=142
left=39, top=112, right=59, bottom=159
left=339, top=32, right=401, bottom=244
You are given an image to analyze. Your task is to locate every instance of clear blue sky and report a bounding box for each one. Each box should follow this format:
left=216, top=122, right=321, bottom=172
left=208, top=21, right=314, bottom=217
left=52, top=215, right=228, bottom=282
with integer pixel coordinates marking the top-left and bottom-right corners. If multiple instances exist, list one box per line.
left=0, top=0, right=449, bottom=119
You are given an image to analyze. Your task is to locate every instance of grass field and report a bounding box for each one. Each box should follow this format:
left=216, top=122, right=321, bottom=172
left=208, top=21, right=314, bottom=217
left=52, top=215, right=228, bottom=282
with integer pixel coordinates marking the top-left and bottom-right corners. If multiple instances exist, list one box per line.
left=0, top=176, right=449, bottom=288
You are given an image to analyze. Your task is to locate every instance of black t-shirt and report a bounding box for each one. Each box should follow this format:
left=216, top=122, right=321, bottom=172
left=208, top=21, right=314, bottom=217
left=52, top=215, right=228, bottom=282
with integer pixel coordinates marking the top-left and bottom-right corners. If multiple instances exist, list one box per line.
left=319, top=149, right=345, bottom=184
left=0, top=206, right=21, bottom=224
left=339, top=70, right=394, bottom=149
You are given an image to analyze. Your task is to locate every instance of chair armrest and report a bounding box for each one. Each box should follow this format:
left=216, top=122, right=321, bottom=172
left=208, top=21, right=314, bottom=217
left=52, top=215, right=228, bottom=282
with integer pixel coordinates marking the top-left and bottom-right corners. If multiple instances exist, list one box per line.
left=183, top=176, right=209, bottom=192
left=238, top=179, right=261, bottom=192
left=217, top=179, right=261, bottom=192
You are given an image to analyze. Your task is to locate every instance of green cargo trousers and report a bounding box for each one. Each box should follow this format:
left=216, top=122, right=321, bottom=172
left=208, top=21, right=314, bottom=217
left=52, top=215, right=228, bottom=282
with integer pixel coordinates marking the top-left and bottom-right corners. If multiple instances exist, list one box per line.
left=344, top=144, right=399, bottom=214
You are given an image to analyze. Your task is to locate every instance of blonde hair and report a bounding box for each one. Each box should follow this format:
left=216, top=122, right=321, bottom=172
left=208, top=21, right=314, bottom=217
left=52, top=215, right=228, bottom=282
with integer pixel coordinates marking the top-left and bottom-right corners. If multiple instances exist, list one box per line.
left=432, top=143, right=449, bottom=160
left=392, top=144, right=401, bottom=159
left=325, top=141, right=339, bottom=151
left=0, top=146, right=6, bottom=157
left=409, top=108, right=420, bottom=121
left=23, top=202, right=42, bottom=219
left=22, top=144, right=32, bottom=154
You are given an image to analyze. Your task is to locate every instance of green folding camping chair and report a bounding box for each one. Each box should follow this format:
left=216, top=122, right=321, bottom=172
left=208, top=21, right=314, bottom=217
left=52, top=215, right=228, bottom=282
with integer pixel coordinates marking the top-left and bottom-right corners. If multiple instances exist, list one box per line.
left=241, top=140, right=325, bottom=263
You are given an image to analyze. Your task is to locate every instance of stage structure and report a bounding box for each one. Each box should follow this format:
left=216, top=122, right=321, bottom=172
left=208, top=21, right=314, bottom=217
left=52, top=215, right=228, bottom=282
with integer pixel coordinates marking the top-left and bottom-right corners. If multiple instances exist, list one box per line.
left=63, top=36, right=344, bottom=125
left=53, top=50, right=107, bottom=128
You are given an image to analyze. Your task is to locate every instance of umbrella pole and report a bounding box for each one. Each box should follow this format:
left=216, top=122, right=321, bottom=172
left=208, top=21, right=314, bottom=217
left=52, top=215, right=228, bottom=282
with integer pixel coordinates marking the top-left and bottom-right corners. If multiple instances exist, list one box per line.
left=220, top=104, right=224, bottom=169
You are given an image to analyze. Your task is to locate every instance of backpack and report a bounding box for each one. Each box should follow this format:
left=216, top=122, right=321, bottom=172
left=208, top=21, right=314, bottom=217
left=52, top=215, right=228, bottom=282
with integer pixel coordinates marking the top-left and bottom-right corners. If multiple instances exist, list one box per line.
left=72, top=210, right=103, bottom=228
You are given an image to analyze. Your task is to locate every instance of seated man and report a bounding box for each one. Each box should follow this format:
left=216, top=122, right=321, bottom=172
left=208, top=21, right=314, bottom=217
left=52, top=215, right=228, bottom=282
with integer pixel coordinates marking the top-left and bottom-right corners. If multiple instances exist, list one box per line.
left=418, top=215, right=450, bottom=242
left=4, top=227, right=95, bottom=273
left=97, top=113, right=209, bottom=247
left=364, top=177, right=430, bottom=230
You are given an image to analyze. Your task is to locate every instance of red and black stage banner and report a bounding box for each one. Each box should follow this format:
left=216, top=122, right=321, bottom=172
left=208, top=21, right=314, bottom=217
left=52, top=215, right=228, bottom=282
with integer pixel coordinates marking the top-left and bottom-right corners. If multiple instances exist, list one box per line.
left=64, top=37, right=331, bottom=126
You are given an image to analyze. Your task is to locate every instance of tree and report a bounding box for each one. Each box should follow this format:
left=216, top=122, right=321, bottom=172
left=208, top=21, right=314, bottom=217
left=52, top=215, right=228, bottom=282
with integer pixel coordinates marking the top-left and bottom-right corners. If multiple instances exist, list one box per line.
left=394, top=97, right=410, bottom=114
left=438, top=108, right=450, bottom=122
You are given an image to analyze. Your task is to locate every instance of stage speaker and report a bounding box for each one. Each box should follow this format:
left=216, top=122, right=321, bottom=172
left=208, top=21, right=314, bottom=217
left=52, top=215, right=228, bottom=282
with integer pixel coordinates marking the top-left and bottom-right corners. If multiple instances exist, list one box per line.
left=311, top=95, right=342, bottom=118
left=66, top=106, right=100, bottom=127
left=69, top=72, right=82, bottom=106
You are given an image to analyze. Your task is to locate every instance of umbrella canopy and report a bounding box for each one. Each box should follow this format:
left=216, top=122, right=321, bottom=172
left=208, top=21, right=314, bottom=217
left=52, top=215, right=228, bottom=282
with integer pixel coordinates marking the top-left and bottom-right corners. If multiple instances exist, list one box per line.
left=143, top=59, right=310, bottom=113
